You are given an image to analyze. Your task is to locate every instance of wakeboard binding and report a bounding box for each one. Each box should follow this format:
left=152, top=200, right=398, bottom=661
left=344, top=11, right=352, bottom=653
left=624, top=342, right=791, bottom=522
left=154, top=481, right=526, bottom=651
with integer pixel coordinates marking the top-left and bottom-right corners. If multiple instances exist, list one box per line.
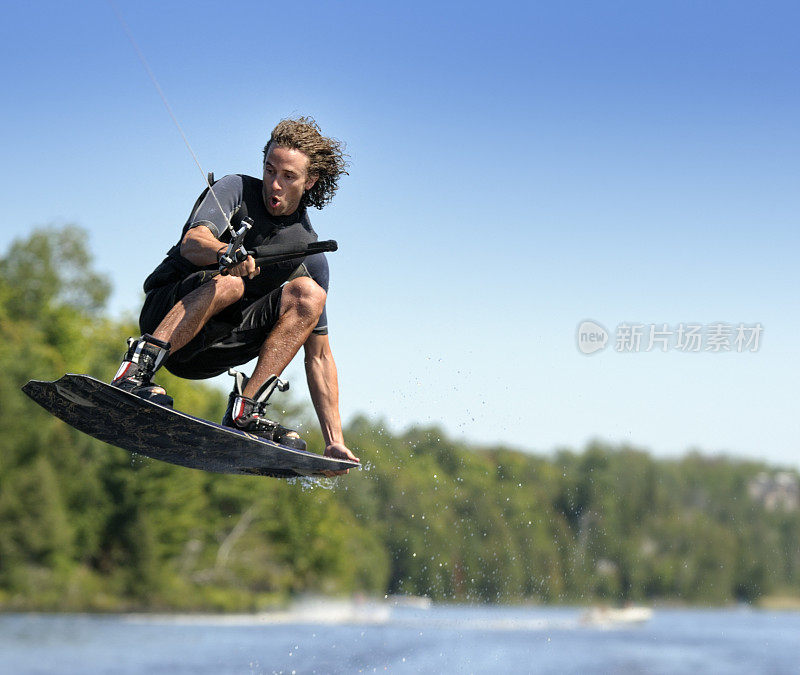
left=222, top=369, right=306, bottom=451
left=111, top=334, right=173, bottom=407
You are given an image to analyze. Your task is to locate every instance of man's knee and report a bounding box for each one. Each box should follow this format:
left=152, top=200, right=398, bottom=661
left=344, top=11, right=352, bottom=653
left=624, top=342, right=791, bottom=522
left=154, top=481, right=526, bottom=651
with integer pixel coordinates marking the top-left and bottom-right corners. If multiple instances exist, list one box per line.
left=211, top=274, right=246, bottom=307
left=281, top=276, right=326, bottom=319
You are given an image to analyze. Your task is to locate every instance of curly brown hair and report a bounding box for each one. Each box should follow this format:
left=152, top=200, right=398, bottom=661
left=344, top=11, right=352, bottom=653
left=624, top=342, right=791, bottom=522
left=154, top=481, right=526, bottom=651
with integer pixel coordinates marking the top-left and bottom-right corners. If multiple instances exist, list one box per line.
left=263, top=117, right=349, bottom=210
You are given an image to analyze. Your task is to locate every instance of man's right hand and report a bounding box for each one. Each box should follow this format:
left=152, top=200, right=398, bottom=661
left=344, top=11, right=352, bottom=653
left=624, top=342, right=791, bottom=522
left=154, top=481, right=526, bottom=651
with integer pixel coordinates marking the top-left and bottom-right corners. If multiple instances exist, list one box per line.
left=180, top=226, right=261, bottom=279
left=227, top=254, right=260, bottom=279
left=322, top=442, right=360, bottom=477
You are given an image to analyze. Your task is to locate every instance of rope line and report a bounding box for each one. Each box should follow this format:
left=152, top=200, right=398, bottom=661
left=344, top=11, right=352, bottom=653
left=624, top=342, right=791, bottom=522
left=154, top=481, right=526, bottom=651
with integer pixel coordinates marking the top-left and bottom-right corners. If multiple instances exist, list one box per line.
left=108, top=1, right=232, bottom=232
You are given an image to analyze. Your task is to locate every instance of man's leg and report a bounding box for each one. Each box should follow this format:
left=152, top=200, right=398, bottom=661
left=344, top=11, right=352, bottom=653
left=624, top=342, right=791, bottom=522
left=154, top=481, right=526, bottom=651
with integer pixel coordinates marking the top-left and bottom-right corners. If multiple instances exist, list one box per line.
left=220, top=277, right=326, bottom=449
left=151, top=274, right=246, bottom=352
left=113, top=274, right=246, bottom=400
left=242, top=276, right=326, bottom=397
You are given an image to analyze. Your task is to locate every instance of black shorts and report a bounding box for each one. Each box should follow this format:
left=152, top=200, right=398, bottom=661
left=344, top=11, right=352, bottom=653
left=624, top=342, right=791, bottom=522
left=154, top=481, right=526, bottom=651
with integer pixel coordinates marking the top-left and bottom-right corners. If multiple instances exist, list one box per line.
left=139, top=271, right=284, bottom=380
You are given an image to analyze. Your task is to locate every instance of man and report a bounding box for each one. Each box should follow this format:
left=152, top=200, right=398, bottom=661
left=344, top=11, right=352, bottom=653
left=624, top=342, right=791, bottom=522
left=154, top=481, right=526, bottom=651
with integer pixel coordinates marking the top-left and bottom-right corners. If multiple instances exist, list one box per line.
left=111, top=117, right=358, bottom=470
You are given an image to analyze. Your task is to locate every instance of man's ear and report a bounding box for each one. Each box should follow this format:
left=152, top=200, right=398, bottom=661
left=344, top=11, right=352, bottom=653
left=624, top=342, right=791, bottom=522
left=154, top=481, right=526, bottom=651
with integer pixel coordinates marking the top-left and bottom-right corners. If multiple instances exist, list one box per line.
left=305, top=174, right=318, bottom=191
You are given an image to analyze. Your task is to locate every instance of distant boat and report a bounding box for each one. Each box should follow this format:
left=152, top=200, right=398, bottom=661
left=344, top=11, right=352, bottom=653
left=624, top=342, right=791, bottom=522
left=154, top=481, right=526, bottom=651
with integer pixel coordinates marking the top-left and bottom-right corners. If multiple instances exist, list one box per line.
left=581, top=605, right=653, bottom=627
left=278, top=597, right=392, bottom=624
left=387, top=595, right=433, bottom=609
left=121, top=597, right=393, bottom=626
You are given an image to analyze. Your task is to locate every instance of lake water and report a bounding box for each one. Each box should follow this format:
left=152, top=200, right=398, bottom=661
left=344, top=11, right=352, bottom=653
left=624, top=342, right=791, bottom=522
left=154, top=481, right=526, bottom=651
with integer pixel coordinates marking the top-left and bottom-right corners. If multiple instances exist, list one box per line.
left=2, top=603, right=799, bottom=674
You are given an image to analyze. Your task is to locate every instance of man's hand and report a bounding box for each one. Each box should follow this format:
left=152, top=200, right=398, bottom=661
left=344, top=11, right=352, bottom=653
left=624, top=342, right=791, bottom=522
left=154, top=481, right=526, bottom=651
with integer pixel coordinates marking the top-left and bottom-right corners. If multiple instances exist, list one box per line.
left=322, top=442, right=360, bottom=476
left=227, top=254, right=260, bottom=279
left=181, top=225, right=259, bottom=279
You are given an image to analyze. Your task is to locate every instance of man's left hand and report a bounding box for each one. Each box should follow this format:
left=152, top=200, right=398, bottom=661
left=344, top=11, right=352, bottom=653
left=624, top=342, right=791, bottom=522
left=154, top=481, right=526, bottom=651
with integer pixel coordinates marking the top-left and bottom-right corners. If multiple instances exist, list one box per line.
left=322, top=442, right=360, bottom=476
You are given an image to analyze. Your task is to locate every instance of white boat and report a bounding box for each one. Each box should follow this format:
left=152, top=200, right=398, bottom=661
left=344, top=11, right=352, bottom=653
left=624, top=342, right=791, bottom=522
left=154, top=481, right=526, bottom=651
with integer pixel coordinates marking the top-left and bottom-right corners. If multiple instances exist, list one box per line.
left=387, top=594, right=433, bottom=609
left=581, top=605, right=653, bottom=627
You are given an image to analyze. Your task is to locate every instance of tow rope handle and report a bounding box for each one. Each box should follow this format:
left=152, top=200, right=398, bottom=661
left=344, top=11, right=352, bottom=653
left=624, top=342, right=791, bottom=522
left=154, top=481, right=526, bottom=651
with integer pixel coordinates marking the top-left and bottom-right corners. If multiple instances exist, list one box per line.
left=214, top=237, right=338, bottom=277
left=218, top=217, right=253, bottom=274
left=251, top=239, right=338, bottom=267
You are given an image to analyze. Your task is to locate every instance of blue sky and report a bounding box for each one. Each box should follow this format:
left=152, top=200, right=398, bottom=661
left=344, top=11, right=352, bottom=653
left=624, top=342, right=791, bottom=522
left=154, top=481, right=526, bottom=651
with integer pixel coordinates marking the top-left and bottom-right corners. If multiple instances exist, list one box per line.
left=2, top=1, right=798, bottom=466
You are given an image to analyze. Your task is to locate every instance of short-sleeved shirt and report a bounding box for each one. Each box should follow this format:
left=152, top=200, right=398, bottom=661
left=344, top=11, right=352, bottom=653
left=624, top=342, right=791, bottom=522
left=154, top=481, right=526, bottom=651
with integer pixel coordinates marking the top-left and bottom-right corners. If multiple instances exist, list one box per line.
left=145, top=173, right=328, bottom=335
left=138, top=175, right=331, bottom=379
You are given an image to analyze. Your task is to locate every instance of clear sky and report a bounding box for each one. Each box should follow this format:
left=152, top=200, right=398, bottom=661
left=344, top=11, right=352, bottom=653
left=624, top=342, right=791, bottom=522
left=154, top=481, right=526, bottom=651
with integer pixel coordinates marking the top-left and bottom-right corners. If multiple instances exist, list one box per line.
left=2, top=1, right=798, bottom=466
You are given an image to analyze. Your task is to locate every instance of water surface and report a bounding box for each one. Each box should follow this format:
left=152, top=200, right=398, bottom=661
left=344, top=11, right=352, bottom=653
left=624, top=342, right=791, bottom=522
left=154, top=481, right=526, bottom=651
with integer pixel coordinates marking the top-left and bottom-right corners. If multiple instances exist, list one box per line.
left=3, top=604, right=798, bottom=674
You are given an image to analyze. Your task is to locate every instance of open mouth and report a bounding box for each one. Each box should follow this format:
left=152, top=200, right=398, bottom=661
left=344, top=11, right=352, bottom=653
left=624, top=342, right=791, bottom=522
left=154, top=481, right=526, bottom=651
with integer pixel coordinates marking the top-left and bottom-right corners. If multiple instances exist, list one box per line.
left=270, top=196, right=280, bottom=209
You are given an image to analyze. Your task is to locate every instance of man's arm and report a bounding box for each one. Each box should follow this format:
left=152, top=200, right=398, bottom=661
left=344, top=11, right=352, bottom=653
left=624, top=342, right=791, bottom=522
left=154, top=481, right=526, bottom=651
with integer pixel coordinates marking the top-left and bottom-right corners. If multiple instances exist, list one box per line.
left=180, top=225, right=227, bottom=265
left=180, top=226, right=259, bottom=278
left=304, top=333, right=359, bottom=469
left=178, top=174, right=259, bottom=277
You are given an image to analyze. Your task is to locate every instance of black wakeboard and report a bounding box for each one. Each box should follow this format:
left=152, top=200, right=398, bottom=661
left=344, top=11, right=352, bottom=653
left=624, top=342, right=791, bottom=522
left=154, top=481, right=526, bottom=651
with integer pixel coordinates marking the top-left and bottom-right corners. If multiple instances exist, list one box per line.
left=22, top=374, right=358, bottom=478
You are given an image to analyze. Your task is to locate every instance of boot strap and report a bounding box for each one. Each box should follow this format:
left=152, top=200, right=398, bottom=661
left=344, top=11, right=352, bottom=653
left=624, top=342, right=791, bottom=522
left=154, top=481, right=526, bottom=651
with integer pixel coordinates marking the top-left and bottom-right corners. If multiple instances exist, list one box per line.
left=142, top=333, right=171, bottom=351
left=252, top=375, right=289, bottom=405
left=227, top=369, right=288, bottom=404
left=125, top=335, right=170, bottom=370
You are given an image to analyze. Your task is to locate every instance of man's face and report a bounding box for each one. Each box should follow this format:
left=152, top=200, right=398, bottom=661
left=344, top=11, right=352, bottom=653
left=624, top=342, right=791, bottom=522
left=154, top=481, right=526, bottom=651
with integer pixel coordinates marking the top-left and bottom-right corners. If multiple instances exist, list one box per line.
left=262, top=144, right=317, bottom=216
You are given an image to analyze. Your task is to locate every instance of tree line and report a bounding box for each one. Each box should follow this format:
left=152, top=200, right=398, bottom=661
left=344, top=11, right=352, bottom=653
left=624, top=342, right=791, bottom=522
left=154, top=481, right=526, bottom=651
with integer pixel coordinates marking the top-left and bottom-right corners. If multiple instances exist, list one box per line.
left=1, top=227, right=797, bottom=611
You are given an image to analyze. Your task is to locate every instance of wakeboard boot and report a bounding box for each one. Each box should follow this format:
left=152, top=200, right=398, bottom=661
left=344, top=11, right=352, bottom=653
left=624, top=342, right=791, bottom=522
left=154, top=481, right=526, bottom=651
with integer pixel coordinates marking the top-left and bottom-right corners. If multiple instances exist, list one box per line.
left=111, top=334, right=174, bottom=407
left=221, top=369, right=306, bottom=451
